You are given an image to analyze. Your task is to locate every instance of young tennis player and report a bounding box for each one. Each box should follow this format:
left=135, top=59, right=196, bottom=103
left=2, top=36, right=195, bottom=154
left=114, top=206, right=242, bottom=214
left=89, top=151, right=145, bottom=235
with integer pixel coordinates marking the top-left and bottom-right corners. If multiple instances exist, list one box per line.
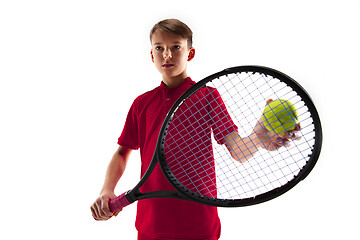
left=91, top=19, right=299, bottom=240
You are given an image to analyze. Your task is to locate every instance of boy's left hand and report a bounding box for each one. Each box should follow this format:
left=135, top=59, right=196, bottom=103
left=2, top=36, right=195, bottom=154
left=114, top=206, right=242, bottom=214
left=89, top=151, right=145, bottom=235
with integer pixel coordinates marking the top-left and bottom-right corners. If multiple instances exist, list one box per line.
left=252, top=118, right=301, bottom=151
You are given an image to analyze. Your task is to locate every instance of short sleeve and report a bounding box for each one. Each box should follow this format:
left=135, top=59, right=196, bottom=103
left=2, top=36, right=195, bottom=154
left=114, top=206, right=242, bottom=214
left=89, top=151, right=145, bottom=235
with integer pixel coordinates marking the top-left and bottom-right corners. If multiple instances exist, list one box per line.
left=208, top=88, right=238, bottom=145
left=117, top=101, right=140, bottom=150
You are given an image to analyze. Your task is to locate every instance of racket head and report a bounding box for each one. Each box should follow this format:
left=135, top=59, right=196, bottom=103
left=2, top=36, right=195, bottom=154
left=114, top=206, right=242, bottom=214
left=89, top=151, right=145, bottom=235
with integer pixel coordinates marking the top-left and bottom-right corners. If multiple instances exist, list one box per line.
left=157, top=65, right=322, bottom=207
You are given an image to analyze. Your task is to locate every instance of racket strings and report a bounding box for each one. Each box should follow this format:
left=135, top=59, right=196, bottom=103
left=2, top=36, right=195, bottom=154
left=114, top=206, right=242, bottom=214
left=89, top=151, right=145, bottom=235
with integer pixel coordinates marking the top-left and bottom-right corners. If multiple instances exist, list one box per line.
left=167, top=87, right=282, bottom=198
left=164, top=72, right=315, bottom=200
left=166, top=90, right=270, bottom=197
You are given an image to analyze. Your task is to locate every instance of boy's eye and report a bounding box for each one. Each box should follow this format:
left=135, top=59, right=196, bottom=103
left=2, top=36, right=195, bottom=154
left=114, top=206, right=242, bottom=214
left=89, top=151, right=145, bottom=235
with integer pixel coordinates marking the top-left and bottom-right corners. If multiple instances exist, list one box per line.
left=155, top=46, right=163, bottom=50
left=172, top=45, right=180, bottom=50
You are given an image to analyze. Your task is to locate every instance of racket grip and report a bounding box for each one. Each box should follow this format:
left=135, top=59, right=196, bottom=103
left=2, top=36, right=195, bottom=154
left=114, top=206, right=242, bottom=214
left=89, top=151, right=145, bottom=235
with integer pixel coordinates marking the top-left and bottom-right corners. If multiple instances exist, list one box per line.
left=108, top=191, right=131, bottom=213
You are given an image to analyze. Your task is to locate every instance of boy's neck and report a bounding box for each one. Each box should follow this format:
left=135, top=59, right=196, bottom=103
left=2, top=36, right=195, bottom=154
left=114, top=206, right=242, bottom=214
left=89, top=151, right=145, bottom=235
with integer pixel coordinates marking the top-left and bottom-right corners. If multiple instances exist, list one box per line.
left=162, top=74, right=189, bottom=88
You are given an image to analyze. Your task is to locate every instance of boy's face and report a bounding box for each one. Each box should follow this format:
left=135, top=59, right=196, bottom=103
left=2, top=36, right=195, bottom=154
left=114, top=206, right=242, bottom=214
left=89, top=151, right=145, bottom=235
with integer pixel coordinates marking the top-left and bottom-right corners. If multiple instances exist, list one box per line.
left=151, top=30, right=195, bottom=86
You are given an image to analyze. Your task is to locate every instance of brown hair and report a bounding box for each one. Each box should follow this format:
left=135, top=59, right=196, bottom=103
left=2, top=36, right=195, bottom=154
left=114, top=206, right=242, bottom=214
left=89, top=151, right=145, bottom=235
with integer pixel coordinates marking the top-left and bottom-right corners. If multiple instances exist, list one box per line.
left=150, top=19, right=193, bottom=48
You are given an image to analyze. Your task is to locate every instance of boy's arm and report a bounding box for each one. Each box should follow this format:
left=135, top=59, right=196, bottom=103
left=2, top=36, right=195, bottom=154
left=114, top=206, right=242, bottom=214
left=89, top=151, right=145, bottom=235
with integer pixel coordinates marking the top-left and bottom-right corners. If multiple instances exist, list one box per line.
left=224, top=131, right=259, bottom=163
left=91, top=145, right=132, bottom=221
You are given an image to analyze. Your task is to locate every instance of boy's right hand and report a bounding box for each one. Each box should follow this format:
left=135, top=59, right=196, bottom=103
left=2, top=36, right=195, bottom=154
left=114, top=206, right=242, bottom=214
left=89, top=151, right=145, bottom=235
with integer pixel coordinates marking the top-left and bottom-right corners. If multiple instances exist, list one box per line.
left=91, top=192, right=120, bottom=221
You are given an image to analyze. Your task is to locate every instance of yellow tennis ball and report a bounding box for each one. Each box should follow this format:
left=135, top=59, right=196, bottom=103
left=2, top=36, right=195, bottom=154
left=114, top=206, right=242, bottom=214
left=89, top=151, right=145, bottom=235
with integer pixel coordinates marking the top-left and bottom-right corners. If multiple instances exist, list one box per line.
left=262, top=99, right=298, bottom=134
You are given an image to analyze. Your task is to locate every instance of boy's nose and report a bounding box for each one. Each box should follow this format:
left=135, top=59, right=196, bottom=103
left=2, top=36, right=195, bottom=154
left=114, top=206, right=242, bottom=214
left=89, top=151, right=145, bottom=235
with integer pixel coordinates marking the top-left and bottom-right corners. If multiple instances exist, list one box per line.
left=163, top=50, right=172, bottom=59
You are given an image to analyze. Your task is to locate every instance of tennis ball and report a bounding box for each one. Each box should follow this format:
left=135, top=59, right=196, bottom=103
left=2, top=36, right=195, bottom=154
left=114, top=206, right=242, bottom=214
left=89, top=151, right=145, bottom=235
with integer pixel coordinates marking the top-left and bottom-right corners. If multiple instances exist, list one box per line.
left=262, top=99, right=298, bottom=134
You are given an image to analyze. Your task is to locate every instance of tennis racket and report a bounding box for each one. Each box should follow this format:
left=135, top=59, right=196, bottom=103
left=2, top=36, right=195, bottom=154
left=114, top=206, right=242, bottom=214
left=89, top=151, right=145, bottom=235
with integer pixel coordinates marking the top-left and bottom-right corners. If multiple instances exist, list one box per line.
left=109, top=65, right=322, bottom=212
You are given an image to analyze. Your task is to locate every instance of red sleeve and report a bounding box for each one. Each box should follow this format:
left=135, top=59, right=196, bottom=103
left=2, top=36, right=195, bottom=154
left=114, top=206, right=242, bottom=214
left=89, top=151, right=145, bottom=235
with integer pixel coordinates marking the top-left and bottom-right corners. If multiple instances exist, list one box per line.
left=208, top=88, right=238, bottom=145
left=117, top=100, right=140, bottom=150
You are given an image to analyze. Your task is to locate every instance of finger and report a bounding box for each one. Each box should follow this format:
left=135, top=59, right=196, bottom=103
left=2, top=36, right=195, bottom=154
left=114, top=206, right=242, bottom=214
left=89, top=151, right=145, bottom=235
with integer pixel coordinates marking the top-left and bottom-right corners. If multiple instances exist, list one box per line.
left=91, top=202, right=102, bottom=220
left=272, top=137, right=284, bottom=149
left=100, top=197, right=113, bottom=217
left=266, top=99, right=273, bottom=105
left=90, top=204, right=98, bottom=220
left=278, top=125, right=301, bottom=140
left=92, top=199, right=111, bottom=221
left=278, top=129, right=294, bottom=139
left=292, top=124, right=302, bottom=140
left=289, top=123, right=301, bottom=134
left=97, top=206, right=112, bottom=221
left=282, top=138, right=291, bottom=148
left=292, top=132, right=301, bottom=141
left=288, top=129, right=301, bottom=141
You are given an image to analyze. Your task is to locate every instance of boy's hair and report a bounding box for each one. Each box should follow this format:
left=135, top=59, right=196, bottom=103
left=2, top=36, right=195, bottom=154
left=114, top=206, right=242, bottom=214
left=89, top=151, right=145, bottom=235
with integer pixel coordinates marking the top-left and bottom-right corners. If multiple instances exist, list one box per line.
left=150, top=19, right=193, bottom=49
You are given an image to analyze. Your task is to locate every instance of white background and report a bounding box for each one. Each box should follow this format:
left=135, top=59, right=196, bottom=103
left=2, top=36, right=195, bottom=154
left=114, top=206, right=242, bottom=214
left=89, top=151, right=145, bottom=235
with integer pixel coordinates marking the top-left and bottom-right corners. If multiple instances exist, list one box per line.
left=1, top=0, right=359, bottom=239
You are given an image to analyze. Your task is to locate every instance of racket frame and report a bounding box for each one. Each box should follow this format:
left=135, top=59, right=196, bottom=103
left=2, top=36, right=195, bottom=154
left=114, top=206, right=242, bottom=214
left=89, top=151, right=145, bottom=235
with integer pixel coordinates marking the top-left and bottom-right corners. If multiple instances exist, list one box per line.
left=112, top=65, right=322, bottom=210
left=157, top=65, right=322, bottom=207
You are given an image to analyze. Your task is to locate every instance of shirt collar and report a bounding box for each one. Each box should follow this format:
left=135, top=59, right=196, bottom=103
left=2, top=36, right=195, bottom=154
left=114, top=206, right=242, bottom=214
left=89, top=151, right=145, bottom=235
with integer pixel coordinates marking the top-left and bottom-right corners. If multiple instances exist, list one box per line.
left=160, top=77, right=194, bottom=90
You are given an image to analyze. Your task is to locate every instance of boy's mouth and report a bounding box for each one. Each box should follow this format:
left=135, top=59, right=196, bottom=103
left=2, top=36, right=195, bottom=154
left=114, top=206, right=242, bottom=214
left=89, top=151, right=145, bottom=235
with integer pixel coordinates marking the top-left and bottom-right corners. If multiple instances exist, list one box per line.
left=162, top=63, right=174, bottom=68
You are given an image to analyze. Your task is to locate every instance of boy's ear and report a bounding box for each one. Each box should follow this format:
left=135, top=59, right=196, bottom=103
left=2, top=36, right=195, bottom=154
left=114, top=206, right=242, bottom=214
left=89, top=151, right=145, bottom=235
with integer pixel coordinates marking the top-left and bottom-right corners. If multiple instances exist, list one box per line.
left=150, top=50, right=155, bottom=63
left=187, top=48, right=195, bottom=62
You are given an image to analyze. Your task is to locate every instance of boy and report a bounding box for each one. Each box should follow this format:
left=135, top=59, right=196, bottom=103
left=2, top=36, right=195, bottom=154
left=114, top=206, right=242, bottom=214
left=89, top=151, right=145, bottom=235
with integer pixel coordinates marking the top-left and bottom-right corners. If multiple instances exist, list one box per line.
left=91, top=19, right=298, bottom=240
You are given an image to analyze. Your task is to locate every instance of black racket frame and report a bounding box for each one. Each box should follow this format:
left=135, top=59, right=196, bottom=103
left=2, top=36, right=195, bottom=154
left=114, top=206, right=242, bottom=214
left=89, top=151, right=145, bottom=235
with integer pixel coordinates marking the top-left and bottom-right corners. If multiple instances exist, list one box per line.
left=126, top=65, right=322, bottom=208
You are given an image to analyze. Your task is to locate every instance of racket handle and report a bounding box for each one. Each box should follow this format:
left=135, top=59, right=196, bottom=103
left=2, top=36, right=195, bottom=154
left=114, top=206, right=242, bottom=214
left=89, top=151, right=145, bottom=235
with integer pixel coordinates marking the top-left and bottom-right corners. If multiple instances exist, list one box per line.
left=108, top=191, right=131, bottom=213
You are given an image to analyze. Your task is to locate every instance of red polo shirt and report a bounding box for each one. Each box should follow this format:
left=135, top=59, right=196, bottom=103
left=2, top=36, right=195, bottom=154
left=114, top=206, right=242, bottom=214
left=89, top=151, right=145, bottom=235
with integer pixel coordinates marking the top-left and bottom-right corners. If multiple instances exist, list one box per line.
left=118, top=78, right=230, bottom=239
